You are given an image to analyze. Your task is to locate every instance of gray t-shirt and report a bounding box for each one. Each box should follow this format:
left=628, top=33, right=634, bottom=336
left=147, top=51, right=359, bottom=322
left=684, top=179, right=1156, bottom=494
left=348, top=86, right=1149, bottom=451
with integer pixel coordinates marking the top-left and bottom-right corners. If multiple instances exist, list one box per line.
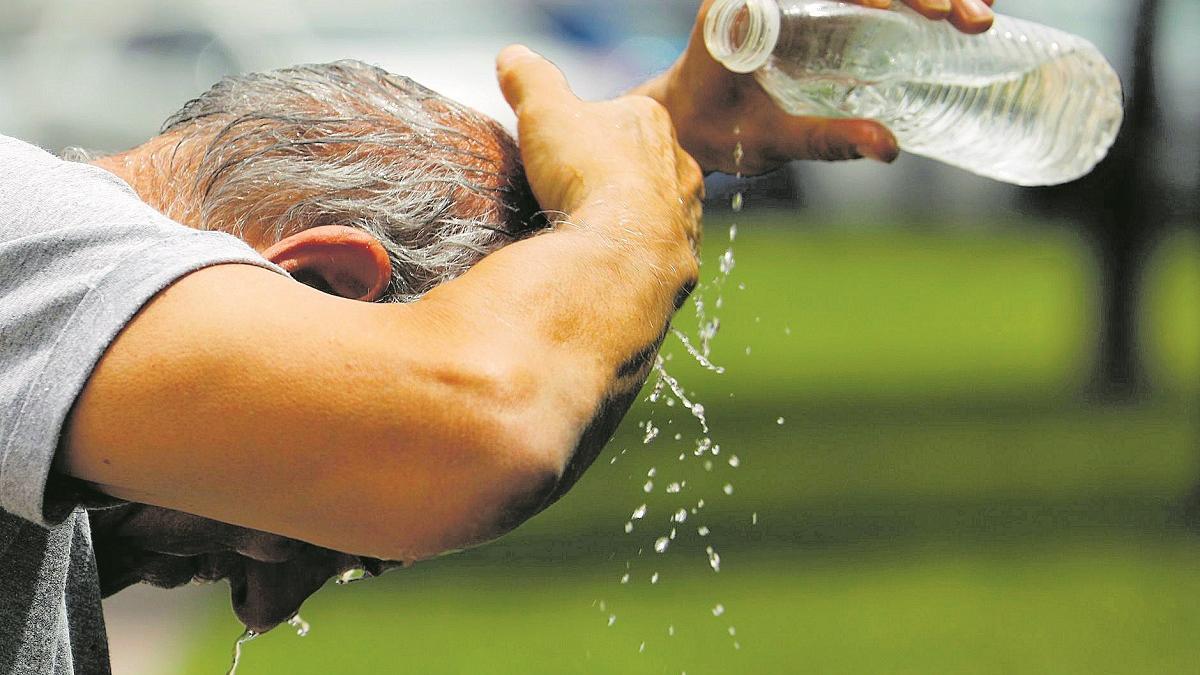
left=0, top=135, right=284, bottom=674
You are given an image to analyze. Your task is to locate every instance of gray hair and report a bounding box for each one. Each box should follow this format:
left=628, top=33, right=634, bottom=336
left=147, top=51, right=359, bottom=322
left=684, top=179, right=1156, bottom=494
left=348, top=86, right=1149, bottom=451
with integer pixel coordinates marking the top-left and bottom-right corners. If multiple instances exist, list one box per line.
left=160, top=60, right=544, bottom=303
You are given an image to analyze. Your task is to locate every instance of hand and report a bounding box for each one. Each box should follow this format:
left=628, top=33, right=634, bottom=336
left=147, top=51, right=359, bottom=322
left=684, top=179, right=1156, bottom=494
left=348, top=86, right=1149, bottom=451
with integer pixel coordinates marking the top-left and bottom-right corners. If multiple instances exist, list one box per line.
left=88, top=504, right=396, bottom=634
left=496, top=44, right=702, bottom=254
left=634, top=0, right=996, bottom=175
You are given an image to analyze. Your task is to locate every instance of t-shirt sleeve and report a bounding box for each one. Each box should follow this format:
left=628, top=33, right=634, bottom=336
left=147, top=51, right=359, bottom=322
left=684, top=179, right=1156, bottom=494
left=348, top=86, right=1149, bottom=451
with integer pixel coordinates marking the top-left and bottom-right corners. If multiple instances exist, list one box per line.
left=0, top=135, right=288, bottom=528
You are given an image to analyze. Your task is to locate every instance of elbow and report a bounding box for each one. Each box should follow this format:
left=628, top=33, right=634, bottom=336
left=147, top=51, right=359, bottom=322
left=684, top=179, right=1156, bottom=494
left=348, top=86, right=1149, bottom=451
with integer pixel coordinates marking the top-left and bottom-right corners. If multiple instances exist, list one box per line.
left=361, top=356, right=578, bottom=562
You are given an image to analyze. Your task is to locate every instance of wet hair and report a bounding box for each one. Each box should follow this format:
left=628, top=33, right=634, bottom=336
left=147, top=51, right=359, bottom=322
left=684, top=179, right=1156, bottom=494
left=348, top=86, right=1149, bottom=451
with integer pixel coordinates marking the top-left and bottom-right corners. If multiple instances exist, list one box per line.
left=159, top=60, right=545, bottom=303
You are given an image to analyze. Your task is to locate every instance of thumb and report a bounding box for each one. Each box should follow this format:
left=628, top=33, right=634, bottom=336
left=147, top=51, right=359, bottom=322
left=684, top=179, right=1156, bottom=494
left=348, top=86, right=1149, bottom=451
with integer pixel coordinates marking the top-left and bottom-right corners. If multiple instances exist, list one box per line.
left=496, top=44, right=578, bottom=116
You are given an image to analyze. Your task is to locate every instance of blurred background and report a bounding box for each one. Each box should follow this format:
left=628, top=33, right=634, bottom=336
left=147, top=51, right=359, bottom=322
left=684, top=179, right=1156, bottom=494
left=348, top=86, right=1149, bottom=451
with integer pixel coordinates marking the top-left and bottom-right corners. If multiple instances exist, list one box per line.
left=3, top=0, right=1197, bottom=672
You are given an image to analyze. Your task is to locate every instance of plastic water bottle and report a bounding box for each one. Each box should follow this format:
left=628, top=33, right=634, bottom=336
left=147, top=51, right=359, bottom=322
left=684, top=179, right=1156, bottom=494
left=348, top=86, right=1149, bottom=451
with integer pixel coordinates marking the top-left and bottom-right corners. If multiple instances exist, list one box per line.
left=704, top=0, right=1124, bottom=186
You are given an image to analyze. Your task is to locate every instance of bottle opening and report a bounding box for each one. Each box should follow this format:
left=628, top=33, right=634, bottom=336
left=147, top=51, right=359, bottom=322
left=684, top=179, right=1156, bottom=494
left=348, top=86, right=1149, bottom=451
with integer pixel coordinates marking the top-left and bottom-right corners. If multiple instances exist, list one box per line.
left=705, top=0, right=781, bottom=74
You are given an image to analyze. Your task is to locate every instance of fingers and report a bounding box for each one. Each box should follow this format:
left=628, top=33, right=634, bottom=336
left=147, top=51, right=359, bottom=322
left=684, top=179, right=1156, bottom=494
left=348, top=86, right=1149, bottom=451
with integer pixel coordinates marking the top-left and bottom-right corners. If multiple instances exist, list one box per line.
left=775, top=117, right=900, bottom=164
left=495, top=44, right=579, bottom=116
left=862, top=0, right=994, bottom=32
left=901, top=0, right=952, bottom=20
left=948, top=0, right=995, bottom=34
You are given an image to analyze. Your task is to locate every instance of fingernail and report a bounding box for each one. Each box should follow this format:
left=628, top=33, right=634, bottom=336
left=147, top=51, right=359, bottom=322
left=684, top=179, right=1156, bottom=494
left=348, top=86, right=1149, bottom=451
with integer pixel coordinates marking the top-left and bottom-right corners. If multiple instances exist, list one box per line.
left=960, top=0, right=992, bottom=20
left=922, top=0, right=952, bottom=13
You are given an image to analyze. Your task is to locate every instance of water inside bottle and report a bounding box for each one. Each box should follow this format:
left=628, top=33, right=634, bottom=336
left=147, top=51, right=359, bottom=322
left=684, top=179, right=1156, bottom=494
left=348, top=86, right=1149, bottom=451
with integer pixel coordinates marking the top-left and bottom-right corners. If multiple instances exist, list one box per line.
left=759, top=45, right=1122, bottom=185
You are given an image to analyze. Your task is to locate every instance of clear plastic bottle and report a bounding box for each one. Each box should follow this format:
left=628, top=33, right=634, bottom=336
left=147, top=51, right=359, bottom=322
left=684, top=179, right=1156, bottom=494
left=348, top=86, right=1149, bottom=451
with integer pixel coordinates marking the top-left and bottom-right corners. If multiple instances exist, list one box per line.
left=704, top=0, right=1124, bottom=186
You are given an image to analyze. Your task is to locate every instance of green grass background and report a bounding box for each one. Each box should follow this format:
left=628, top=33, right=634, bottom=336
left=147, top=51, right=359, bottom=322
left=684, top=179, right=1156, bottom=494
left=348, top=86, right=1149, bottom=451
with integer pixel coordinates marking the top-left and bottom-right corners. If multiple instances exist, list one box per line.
left=182, top=217, right=1199, bottom=674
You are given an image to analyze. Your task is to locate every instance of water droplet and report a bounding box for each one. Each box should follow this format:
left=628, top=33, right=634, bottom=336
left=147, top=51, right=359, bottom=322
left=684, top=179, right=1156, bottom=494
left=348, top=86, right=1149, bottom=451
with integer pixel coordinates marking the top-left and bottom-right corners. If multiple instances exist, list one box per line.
left=336, top=568, right=367, bottom=585
left=654, top=537, right=670, bottom=553
left=723, top=483, right=734, bottom=495
left=643, top=480, right=654, bottom=493
left=669, top=527, right=677, bottom=540
left=608, top=615, right=617, bottom=627
left=226, top=629, right=257, bottom=675
left=734, top=642, right=741, bottom=650
left=620, top=573, right=630, bottom=584
left=287, top=614, right=310, bottom=637
left=697, top=526, right=710, bottom=537
left=650, top=572, right=660, bottom=584
left=703, top=460, right=714, bottom=472
left=733, top=141, right=745, bottom=167
left=599, top=601, right=606, bottom=612
left=744, top=346, right=752, bottom=356
left=639, top=642, right=646, bottom=653
left=738, top=282, right=747, bottom=291
left=697, top=499, right=705, bottom=509
left=728, top=626, right=737, bottom=636
left=643, top=422, right=660, bottom=444
left=632, top=504, right=648, bottom=520
left=712, top=603, right=725, bottom=617
left=728, top=455, right=740, bottom=468
left=624, top=521, right=634, bottom=533
left=666, top=482, right=682, bottom=494
left=668, top=625, right=676, bottom=637
left=752, top=512, right=758, bottom=526
left=672, top=508, right=688, bottom=523
left=719, top=248, right=736, bottom=274
left=673, top=433, right=683, bottom=441
left=784, top=326, right=792, bottom=336
left=776, top=417, right=785, bottom=425
left=646, top=468, right=656, bottom=478
left=706, top=546, right=721, bottom=572
left=729, top=223, right=738, bottom=242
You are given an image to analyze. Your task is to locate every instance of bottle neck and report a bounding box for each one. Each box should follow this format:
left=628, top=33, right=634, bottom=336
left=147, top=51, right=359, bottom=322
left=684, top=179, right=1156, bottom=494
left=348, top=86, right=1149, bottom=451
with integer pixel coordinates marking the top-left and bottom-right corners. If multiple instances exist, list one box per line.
left=705, top=0, right=781, bottom=74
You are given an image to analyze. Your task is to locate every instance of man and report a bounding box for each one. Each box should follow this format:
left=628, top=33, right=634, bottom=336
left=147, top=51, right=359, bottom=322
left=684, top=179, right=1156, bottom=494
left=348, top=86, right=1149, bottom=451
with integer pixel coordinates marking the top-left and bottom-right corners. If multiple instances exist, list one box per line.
left=0, top=1, right=993, bottom=672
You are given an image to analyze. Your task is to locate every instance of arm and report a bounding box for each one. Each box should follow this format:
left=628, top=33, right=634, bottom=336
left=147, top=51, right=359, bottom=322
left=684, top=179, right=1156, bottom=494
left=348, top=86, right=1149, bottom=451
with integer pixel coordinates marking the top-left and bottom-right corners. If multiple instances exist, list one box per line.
left=60, top=47, right=702, bottom=563
left=633, top=0, right=996, bottom=175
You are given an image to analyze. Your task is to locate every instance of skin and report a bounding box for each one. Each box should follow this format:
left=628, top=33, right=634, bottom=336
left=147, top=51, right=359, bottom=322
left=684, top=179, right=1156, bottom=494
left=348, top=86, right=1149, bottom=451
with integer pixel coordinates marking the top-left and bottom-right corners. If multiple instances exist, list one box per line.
left=632, top=0, right=996, bottom=175
left=60, top=0, right=997, bottom=633
left=60, top=46, right=702, bottom=565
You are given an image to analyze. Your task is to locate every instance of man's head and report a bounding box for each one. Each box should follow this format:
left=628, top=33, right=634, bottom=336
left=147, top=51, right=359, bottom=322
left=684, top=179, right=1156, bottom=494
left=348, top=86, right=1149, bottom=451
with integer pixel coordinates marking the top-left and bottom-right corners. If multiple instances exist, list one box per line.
left=92, top=59, right=544, bottom=303
left=85, top=60, right=548, bottom=633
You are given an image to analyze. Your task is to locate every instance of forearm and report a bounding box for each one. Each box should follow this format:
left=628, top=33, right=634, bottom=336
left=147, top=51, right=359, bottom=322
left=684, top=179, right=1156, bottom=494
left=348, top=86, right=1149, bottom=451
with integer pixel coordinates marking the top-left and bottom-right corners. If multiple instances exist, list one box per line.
left=60, top=198, right=695, bottom=560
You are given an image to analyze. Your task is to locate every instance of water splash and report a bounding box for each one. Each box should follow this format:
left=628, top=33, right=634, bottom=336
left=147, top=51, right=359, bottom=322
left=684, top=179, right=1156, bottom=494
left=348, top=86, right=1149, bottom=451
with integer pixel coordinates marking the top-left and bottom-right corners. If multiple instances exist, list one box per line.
left=336, top=568, right=366, bottom=585
left=643, top=422, right=660, bottom=444
left=671, top=329, right=726, bottom=374
left=652, top=358, right=709, bottom=434
left=706, top=546, right=721, bottom=573
left=286, top=614, right=310, bottom=637
left=226, top=629, right=257, bottom=675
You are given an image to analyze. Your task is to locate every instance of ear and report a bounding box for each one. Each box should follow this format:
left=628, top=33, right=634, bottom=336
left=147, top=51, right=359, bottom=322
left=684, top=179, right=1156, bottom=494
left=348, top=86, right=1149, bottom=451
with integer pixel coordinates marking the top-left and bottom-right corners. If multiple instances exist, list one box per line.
left=260, top=226, right=391, bottom=302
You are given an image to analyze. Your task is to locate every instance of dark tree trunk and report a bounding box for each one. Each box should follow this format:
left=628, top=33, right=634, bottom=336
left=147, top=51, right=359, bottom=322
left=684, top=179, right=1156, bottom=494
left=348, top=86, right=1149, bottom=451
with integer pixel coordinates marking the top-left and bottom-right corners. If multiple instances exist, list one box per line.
left=1090, top=0, right=1163, bottom=399
left=1049, top=0, right=1165, bottom=399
